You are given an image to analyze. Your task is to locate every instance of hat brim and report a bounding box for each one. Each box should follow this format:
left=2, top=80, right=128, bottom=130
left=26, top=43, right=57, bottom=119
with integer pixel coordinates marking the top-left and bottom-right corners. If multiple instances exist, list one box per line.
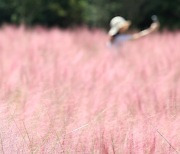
left=108, top=21, right=131, bottom=36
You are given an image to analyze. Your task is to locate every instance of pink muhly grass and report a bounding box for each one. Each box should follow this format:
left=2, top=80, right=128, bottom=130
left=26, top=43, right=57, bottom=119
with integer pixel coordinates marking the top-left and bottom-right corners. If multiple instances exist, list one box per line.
left=0, top=25, right=179, bottom=153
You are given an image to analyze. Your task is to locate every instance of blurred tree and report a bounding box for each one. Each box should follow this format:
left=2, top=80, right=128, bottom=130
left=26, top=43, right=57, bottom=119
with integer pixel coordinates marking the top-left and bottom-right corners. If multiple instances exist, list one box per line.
left=83, top=0, right=122, bottom=28
left=148, top=0, right=180, bottom=29
left=0, top=0, right=179, bottom=29
left=0, top=0, right=46, bottom=25
left=0, top=0, right=86, bottom=27
left=39, top=0, right=85, bottom=27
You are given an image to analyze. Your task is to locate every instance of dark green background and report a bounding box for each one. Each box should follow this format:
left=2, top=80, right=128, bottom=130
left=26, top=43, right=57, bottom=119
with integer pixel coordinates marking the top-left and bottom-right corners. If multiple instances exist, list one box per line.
left=0, top=0, right=179, bottom=30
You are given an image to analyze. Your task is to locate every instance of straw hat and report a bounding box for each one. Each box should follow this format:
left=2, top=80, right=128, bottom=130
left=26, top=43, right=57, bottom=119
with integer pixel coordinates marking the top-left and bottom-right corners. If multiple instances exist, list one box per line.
left=108, top=16, right=131, bottom=36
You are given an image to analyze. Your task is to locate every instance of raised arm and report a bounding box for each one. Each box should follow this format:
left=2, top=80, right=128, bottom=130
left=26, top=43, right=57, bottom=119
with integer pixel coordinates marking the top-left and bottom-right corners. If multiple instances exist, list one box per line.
left=132, top=22, right=159, bottom=40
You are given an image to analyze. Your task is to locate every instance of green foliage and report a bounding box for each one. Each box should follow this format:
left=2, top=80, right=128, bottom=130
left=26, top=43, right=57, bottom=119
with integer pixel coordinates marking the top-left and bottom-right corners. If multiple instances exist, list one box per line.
left=151, top=0, right=180, bottom=29
left=0, top=0, right=85, bottom=27
left=83, top=0, right=122, bottom=28
left=0, top=0, right=179, bottom=29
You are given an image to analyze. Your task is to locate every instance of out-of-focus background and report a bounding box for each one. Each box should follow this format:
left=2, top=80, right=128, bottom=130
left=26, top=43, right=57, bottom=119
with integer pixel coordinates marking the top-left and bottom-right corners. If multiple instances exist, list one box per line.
left=0, top=0, right=179, bottom=29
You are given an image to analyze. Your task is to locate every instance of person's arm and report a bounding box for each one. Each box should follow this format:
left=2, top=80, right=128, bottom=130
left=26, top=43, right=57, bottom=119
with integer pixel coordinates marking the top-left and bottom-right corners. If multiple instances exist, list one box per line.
left=132, top=22, right=159, bottom=40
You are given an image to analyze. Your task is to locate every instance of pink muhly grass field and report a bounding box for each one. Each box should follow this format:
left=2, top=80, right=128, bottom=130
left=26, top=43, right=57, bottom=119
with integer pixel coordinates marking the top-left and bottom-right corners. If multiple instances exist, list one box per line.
left=0, top=26, right=179, bottom=153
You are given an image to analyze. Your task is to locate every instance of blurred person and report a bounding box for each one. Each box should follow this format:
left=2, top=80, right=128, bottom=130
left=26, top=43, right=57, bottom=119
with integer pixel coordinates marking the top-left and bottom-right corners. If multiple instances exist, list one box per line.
left=108, top=16, right=159, bottom=46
